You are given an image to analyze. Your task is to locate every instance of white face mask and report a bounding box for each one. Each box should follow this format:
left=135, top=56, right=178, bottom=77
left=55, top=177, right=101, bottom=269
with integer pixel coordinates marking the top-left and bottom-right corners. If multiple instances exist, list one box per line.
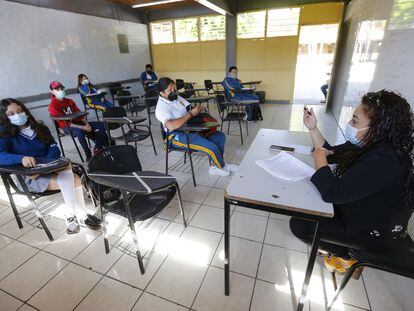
left=54, top=90, right=66, bottom=100
left=82, top=79, right=89, bottom=85
left=345, top=123, right=369, bottom=145
left=8, top=112, right=28, bottom=126
left=231, top=72, right=237, bottom=79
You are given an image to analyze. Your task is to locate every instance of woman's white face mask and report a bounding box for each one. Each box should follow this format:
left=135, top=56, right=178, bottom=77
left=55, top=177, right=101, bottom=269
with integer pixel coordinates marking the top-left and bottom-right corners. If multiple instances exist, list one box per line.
left=345, top=123, right=369, bottom=145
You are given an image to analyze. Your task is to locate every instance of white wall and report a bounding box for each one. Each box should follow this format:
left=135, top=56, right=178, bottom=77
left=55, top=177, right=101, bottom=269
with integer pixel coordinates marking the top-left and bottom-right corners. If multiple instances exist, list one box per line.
left=329, top=0, right=414, bottom=125
left=0, top=0, right=150, bottom=99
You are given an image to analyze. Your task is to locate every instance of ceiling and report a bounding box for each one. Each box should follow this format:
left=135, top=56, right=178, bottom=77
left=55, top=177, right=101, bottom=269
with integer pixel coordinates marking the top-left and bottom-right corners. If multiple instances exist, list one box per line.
left=112, top=0, right=198, bottom=11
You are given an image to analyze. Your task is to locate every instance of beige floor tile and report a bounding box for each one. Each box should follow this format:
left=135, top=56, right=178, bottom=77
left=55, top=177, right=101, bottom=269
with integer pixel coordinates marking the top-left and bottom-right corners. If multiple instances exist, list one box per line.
left=73, top=235, right=123, bottom=274
left=28, top=263, right=101, bottom=311
left=0, top=219, right=33, bottom=239
left=0, top=290, right=23, bottom=311
left=0, top=251, right=67, bottom=301
left=181, top=183, right=211, bottom=204
left=0, top=240, right=38, bottom=280
left=212, top=236, right=262, bottom=278
left=0, top=208, right=16, bottom=227
left=234, top=206, right=269, bottom=218
left=190, top=205, right=224, bottom=233
left=203, top=188, right=225, bottom=208
left=18, top=225, right=64, bottom=250
left=265, top=218, right=308, bottom=252
left=0, top=234, right=13, bottom=250
left=172, top=201, right=201, bottom=225
left=76, top=277, right=141, bottom=311
left=16, top=304, right=38, bottom=311
left=43, top=228, right=101, bottom=260
left=132, top=292, right=188, bottom=311
left=193, top=266, right=255, bottom=311
left=230, top=212, right=268, bottom=242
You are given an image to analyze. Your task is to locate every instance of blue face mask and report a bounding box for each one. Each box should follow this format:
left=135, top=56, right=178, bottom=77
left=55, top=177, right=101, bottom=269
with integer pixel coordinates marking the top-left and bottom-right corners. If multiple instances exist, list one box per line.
left=55, top=90, right=66, bottom=100
left=82, top=79, right=89, bottom=85
left=8, top=112, right=28, bottom=126
left=345, top=123, right=369, bottom=145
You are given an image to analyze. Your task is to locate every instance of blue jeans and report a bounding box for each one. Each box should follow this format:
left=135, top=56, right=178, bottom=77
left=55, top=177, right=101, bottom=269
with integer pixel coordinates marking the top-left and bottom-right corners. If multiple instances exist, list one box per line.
left=170, top=131, right=226, bottom=168
left=64, top=121, right=107, bottom=158
left=321, top=84, right=328, bottom=99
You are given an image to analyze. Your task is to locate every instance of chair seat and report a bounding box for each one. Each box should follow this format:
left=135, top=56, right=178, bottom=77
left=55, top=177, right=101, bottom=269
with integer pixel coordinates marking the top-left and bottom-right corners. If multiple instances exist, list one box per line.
left=349, top=236, right=414, bottom=275
left=125, top=129, right=150, bottom=143
left=130, top=105, right=146, bottom=113
left=224, top=112, right=247, bottom=121
left=107, top=187, right=176, bottom=221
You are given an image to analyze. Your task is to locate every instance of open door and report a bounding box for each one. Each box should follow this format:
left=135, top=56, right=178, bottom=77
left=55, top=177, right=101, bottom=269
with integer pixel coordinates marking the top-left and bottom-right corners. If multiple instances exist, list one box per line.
left=293, top=24, right=340, bottom=105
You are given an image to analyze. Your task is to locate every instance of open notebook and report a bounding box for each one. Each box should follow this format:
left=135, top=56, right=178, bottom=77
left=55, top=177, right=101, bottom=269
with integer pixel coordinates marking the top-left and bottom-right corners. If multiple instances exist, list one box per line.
left=256, top=151, right=315, bottom=182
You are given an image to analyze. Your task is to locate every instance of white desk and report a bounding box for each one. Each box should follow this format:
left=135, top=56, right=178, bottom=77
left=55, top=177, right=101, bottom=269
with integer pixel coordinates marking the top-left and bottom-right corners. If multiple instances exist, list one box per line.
left=224, top=129, right=334, bottom=311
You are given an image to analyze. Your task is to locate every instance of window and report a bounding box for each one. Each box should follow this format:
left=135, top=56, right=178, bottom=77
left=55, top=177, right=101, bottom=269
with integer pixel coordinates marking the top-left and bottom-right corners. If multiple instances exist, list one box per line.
left=174, top=18, right=199, bottom=43
left=267, top=8, right=300, bottom=37
left=200, top=15, right=226, bottom=41
left=151, top=21, right=174, bottom=44
left=237, top=11, right=266, bottom=39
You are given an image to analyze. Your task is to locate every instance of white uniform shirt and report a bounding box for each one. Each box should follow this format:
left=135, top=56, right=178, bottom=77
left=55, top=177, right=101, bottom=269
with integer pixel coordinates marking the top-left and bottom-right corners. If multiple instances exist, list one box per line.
left=155, top=95, right=190, bottom=131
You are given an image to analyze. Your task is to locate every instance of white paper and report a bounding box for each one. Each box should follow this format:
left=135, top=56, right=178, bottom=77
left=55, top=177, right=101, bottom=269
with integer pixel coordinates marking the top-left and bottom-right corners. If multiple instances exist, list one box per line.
left=256, top=151, right=315, bottom=182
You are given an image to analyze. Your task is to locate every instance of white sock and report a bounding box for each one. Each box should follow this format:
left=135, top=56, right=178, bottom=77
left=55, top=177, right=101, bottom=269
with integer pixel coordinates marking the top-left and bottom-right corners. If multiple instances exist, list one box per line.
left=56, top=170, right=76, bottom=219
left=74, top=186, right=87, bottom=220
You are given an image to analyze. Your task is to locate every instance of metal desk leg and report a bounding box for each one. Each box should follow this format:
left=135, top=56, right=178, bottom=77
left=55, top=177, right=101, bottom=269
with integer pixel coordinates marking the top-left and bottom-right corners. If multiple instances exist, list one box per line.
left=296, top=220, right=322, bottom=311
left=1, top=174, right=22, bottom=228
left=185, top=131, right=196, bottom=187
left=224, top=198, right=231, bottom=295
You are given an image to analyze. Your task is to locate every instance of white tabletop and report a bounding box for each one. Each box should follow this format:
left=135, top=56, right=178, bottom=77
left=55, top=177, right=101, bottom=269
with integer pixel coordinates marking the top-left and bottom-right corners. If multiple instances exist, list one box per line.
left=226, top=129, right=334, bottom=218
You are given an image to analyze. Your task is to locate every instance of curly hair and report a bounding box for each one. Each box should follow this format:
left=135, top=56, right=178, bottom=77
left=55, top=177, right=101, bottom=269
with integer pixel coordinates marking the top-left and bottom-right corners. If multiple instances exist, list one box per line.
left=334, top=90, right=414, bottom=212
left=0, top=98, right=53, bottom=145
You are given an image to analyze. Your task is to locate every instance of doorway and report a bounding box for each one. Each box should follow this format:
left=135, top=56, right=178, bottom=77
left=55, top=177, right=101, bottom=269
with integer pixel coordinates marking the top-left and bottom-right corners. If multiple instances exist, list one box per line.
left=293, top=24, right=340, bottom=104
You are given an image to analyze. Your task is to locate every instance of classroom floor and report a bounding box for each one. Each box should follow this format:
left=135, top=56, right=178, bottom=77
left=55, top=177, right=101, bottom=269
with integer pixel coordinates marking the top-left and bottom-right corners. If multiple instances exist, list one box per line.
left=0, top=103, right=413, bottom=311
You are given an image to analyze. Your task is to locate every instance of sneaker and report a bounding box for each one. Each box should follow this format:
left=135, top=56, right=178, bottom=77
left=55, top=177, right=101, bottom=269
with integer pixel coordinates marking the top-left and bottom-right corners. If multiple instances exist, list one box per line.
left=209, top=166, right=231, bottom=177
left=223, top=164, right=238, bottom=173
left=82, top=214, right=102, bottom=230
left=66, top=216, right=80, bottom=234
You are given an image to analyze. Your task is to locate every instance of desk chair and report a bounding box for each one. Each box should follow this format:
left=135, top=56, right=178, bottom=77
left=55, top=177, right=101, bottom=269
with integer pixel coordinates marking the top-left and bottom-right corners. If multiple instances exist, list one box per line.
left=87, top=145, right=186, bottom=274
left=80, top=94, right=102, bottom=122
left=204, top=80, right=215, bottom=95
left=215, top=94, right=248, bottom=145
left=108, top=82, right=131, bottom=102
left=116, top=89, right=146, bottom=116
left=0, top=162, right=88, bottom=241
left=327, top=237, right=414, bottom=310
left=222, top=83, right=262, bottom=122
left=102, top=107, right=157, bottom=155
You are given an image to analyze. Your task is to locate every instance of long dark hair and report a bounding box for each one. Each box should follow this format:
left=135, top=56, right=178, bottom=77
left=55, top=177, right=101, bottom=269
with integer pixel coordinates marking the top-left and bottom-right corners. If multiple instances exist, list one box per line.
left=77, top=73, right=96, bottom=91
left=0, top=98, right=53, bottom=145
left=335, top=90, right=414, bottom=212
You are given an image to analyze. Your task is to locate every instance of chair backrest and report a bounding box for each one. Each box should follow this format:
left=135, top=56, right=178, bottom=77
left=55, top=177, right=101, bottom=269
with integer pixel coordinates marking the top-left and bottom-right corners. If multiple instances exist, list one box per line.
left=116, top=89, right=132, bottom=107
left=215, top=94, right=227, bottom=117
left=176, top=79, right=185, bottom=91
left=108, top=82, right=122, bottom=98
left=88, top=145, right=142, bottom=174
left=221, top=82, right=232, bottom=101
left=204, top=80, right=213, bottom=91
left=102, top=106, right=127, bottom=131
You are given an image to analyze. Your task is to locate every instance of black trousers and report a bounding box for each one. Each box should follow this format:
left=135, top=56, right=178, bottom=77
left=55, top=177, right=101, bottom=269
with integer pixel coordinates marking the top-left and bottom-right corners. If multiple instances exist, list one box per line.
left=289, top=216, right=386, bottom=258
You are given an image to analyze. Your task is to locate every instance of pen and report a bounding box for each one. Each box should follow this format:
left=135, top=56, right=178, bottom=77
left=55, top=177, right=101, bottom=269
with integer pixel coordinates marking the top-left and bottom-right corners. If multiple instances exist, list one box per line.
left=304, top=106, right=312, bottom=115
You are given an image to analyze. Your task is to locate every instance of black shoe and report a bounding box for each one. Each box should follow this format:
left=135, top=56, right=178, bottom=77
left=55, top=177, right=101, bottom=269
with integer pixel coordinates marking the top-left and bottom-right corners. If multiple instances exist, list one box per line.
left=84, top=214, right=102, bottom=230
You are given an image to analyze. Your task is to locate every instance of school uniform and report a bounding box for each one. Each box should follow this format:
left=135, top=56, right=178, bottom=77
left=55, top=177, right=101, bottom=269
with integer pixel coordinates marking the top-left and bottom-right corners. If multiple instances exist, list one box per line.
left=48, top=96, right=107, bottom=158
left=140, top=71, right=158, bottom=89
left=155, top=95, right=226, bottom=168
left=78, top=84, right=113, bottom=110
left=0, top=126, right=61, bottom=193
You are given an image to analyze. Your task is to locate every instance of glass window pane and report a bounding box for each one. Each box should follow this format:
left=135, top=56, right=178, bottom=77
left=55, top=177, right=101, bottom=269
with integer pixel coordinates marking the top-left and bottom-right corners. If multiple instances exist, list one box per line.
left=151, top=21, right=174, bottom=44
left=237, top=11, right=266, bottom=39
left=175, top=18, right=199, bottom=43
left=267, top=8, right=300, bottom=37
left=200, top=15, right=226, bottom=41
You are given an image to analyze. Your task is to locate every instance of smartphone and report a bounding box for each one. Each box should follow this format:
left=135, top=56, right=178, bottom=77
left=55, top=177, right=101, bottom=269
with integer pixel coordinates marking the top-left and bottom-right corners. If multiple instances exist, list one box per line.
left=304, top=106, right=312, bottom=115
left=269, top=145, right=295, bottom=152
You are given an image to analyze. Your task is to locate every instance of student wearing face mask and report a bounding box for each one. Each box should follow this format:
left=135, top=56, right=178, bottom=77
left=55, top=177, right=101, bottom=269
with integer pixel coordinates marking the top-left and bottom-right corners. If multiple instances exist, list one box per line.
left=77, top=74, right=113, bottom=111
left=140, top=64, right=158, bottom=91
left=290, top=91, right=414, bottom=273
left=0, top=98, right=102, bottom=234
left=48, top=81, right=108, bottom=162
left=223, top=66, right=261, bottom=121
left=155, top=77, right=238, bottom=177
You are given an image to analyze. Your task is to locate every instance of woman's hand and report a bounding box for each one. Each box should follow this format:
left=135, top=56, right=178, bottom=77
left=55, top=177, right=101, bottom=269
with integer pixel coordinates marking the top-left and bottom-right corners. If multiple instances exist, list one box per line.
left=303, top=107, right=317, bottom=131
left=22, top=156, right=37, bottom=168
left=312, top=148, right=330, bottom=170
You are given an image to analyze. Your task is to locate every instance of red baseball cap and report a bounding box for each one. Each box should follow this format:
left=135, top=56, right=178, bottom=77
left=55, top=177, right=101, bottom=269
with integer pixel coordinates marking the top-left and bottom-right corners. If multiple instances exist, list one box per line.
left=50, top=81, right=65, bottom=90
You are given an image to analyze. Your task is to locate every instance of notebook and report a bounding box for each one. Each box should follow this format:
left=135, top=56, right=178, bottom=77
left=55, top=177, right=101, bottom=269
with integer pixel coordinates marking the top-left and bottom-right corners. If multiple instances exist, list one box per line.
left=256, top=151, right=315, bottom=182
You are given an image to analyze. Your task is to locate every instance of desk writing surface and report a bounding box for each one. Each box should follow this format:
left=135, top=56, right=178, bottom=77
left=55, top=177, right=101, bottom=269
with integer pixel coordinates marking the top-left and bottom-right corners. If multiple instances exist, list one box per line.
left=187, top=96, right=214, bottom=103
left=50, top=111, right=88, bottom=121
left=0, top=158, right=70, bottom=175
left=226, top=129, right=333, bottom=217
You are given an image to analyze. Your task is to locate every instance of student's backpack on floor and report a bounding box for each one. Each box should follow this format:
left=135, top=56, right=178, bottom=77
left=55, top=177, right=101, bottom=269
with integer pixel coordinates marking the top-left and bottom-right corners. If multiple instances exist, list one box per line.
left=246, top=104, right=263, bottom=121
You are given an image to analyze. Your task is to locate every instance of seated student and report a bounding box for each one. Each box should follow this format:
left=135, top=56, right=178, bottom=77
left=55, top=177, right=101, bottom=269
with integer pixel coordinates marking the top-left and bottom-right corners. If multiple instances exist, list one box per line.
left=140, top=64, right=158, bottom=90
left=222, top=66, right=261, bottom=121
left=0, top=98, right=102, bottom=233
left=155, top=77, right=237, bottom=177
left=48, top=81, right=108, bottom=161
left=77, top=74, right=113, bottom=110
left=290, top=91, right=414, bottom=273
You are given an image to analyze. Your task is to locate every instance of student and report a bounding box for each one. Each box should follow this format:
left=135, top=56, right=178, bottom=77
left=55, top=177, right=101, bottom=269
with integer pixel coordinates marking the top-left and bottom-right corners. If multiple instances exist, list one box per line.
left=155, top=77, right=237, bottom=177
left=0, top=98, right=102, bottom=233
left=222, top=66, right=261, bottom=121
left=290, top=90, right=414, bottom=273
left=48, top=81, right=108, bottom=161
left=320, top=72, right=331, bottom=103
left=140, top=64, right=158, bottom=90
left=77, top=74, right=113, bottom=110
